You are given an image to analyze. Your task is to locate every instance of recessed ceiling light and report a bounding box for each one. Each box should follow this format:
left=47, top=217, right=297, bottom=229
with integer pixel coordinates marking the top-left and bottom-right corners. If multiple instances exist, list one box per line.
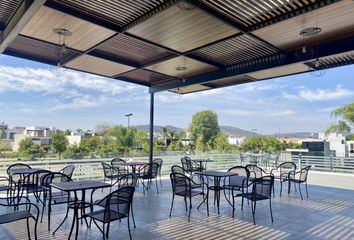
left=175, top=66, right=188, bottom=71
left=299, top=27, right=321, bottom=37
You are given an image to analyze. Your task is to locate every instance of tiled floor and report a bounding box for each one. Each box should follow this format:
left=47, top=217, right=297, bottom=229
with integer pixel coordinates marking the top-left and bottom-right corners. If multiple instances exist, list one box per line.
left=1, top=173, right=354, bottom=240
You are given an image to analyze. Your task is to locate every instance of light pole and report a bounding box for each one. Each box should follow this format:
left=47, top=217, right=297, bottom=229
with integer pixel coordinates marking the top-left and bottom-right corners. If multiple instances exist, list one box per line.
left=125, top=113, right=133, bottom=127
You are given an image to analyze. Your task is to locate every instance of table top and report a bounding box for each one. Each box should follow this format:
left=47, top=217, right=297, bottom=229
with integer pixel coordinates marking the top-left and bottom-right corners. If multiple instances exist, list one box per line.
left=195, top=170, right=238, bottom=177
left=8, top=168, right=44, bottom=175
left=51, top=180, right=111, bottom=191
left=192, top=159, right=215, bottom=163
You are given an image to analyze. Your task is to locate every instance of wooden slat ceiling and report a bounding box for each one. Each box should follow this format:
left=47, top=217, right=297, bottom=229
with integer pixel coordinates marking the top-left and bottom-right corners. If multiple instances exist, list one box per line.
left=50, top=0, right=166, bottom=28
left=65, top=55, right=134, bottom=77
left=253, top=0, right=354, bottom=51
left=20, top=6, right=116, bottom=52
left=201, top=0, right=317, bottom=28
left=92, top=34, right=175, bottom=66
left=190, top=34, right=279, bottom=66
left=169, top=84, right=211, bottom=94
left=4, top=35, right=79, bottom=64
left=0, top=0, right=22, bottom=29
left=146, top=56, right=219, bottom=78
left=127, top=3, right=239, bottom=52
left=119, top=69, right=178, bottom=85
left=1, top=0, right=354, bottom=94
left=246, top=63, right=310, bottom=80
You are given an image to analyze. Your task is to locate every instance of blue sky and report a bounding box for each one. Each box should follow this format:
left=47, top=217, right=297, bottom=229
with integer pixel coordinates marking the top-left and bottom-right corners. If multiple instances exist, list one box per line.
left=0, top=54, right=353, bottom=134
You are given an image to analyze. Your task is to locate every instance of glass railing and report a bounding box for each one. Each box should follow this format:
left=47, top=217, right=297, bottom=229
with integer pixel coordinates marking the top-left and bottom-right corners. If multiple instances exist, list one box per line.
left=1, top=152, right=354, bottom=180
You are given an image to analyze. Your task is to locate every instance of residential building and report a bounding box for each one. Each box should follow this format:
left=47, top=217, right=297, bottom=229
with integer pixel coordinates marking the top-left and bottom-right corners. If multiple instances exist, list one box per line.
left=12, top=126, right=56, bottom=151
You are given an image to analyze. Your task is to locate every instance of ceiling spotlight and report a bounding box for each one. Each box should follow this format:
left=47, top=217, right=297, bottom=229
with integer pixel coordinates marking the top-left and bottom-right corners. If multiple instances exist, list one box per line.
left=299, top=27, right=321, bottom=37
left=175, top=66, right=188, bottom=71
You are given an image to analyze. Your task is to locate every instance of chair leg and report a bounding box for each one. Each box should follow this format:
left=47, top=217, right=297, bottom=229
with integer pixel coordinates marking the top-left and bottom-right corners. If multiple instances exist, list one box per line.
left=288, top=181, right=291, bottom=194
left=34, top=217, right=38, bottom=240
left=299, top=182, right=303, bottom=200
left=184, top=196, right=188, bottom=212
left=102, top=223, right=106, bottom=240
left=279, top=180, right=283, bottom=197
left=106, top=223, right=110, bottom=238
left=269, top=199, right=274, bottom=222
left=188, top=197, right=192, bottom=221
left=155, top=178, right=159, bottom=194
left=26, top=218, right=31, bottom=240
left=305, top=182, right=309, bottom=198
left=131, top=203, right=136, bottom=228
left=128, top=215, right=132, bottom=240
left=251, top=200, right=256, bottom=225
left=169, top=194, right=175, bottom=217
left=232, top=189, right=235, bottom=218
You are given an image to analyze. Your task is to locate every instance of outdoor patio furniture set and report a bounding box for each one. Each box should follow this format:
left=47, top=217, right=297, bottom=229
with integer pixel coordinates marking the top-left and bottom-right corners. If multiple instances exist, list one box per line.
left=0, top=159, right=164, bottom=240
left=170, top=156, right=311, bottom=225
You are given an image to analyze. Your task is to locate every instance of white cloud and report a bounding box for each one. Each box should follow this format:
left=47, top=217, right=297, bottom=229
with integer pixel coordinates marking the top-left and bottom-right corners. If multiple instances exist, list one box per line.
left=222, top=109, right=296, bottom=117
left=317, top=107, right=337, bottom=113
left=283, top=85, right=354, bottom=102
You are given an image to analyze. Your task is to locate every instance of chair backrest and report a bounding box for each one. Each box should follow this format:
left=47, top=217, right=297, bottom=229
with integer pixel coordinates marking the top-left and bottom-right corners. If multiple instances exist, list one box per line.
left=41, top=172, right=72, bottom=197
left=226, top=166, right=250, bottom=187
left=252, top=175, right=274, bottom=199
left=59, top=165, right=75, bottom=178
left=103, top=186, right=135, bottom=221
left=102, top=162, right=114, bottom=177
left=111, top=158, right=127, bottom=173
left=278, top=162, right=296, bottom=176
left=245, top=164, right=266, bottom=179
left=153, top=158, right=163, bottom=173
left=294, top=165, right=311, bottom=182
left=171, top=165, right=185, bottom=174
left=34, top=169, right=52, bottom=188
left=140, top=163, right=159, bottom=178
left=181, top=157, right=193, bottom=171
left=170, top=172, right=191, bottom=195
left=7, top=163, right=32, bottom=183
left=115, top=174, right=138, bottom=188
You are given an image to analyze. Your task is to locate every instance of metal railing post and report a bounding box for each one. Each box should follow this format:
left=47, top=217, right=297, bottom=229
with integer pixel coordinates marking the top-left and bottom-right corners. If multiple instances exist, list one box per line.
left=330, top=154, right=333, bottom=172
left=298, top=153, right=302, bottom=169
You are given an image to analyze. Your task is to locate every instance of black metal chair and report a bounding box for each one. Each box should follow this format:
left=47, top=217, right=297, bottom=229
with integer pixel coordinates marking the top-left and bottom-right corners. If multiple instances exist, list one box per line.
left=169, top=172, right=209, bottom=221
left=0, top=196, right=39, bottom=240
left=102, top=162, right=120, bottom=186
left=287, top=165, right=311, bottom=200
left=245, top=164, right=268, bottom=182
left=59, top=165, right=75, bottom=179
left=91, top=173, right=138, bottom=228
left=241, top=175, right=274, bottom=225
left=171, top=165, right=203, bottom=189
left=19, top=169, right=51, bottom=202
left=181, top=156, right=201, bottom=174
left=271, top=162, right=297, bottom=197
left=0, top=176, right=13, bottom=200
left=40, top=172, right=73, bottom=231
left=7, top=163, right=32, bottom=190
left=223, top=166, right=250, bottom=217
left=153, top=158, right=163, bottom=187
left=111, top=158, right=128, bottom=175
left=137, top=163, right=159, bottom=194
left=85, top=186, right=135, bottom=240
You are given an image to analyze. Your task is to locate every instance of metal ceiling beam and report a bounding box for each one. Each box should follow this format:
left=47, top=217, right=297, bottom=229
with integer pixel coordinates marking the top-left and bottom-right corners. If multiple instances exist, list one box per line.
left=0, top=0, right=46, bottom=53
left=150, top=36, right=354, bottom=93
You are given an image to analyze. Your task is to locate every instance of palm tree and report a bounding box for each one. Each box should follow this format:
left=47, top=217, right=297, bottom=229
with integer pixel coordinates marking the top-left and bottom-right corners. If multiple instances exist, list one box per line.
left=109, top=125, right=136, bottom=156
left=325, top=102, right=354, bottom=135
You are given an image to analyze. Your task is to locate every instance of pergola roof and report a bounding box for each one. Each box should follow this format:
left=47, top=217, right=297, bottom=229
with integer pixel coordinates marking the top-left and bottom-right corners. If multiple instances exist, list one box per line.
left=1, top=0, right=354, bottom=94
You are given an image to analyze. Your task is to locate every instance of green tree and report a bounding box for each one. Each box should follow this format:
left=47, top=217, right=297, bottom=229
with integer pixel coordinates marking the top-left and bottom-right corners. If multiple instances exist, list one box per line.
left=109, top=125, right=137, bottom=156
left=214, top=133, right=232, bottom=152
left=0, top=125, right=6, bottom=139
left=64, top=129, right=71, bottom=135
left=325, top=102, right=354, bottom=135
left=52, top=132, right=69, bottom=159
left=189, top=110, right=220, bottom=151
left=95, top=123, right=113, bottom=136
left=79, top=136, right=101, bottom=154
left=19, top=137, right=35, bottom=152
left=240, top=136, right=282, bottom=153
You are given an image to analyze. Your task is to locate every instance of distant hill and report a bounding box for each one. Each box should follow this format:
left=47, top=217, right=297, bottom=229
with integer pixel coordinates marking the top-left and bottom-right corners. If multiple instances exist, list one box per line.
left=269, top=132, right=318, bottom=138
left=134, top=124, right=256, bottom=137
left=133, top=125, right=318, bottom=139
left=134, top=125, right=185, bottom=133
left=219, top=125, right=256, bottom=137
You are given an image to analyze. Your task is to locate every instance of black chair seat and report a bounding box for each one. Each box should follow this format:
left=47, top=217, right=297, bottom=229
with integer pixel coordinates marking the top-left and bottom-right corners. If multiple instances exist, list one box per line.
left=288, top=179, right=306, bottom=184
left=175, top=189, right=204, bottom=198
left=243, top=192, right=270, bottom=201
left=0, top=210, right=33, bottom=224
left=85, top=209, right=127, bottom=223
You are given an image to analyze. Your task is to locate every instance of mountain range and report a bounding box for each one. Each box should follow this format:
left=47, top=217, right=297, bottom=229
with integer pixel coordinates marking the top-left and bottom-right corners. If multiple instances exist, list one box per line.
left=134, top=125, right=317, bottom=138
